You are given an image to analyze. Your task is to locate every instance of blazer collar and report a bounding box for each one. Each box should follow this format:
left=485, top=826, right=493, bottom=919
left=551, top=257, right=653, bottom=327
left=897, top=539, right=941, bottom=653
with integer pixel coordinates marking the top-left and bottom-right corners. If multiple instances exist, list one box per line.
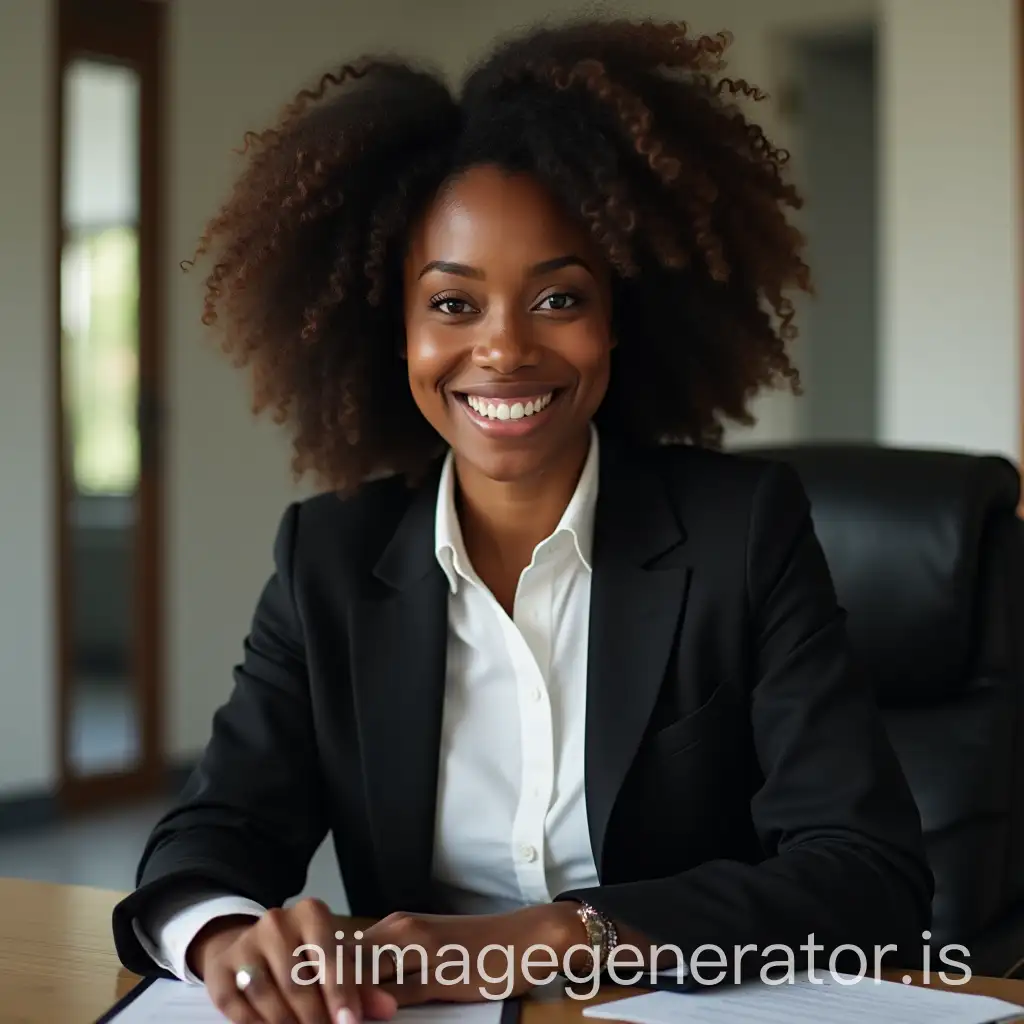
left=590, top=433, right=686, bottom=567
left=371, top=460, right=442, bottom=589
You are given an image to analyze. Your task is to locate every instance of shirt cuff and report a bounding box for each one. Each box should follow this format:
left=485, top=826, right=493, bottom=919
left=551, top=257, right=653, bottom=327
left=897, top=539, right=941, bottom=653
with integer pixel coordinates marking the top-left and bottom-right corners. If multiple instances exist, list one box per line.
left=133, top=891, right=266, bottom=985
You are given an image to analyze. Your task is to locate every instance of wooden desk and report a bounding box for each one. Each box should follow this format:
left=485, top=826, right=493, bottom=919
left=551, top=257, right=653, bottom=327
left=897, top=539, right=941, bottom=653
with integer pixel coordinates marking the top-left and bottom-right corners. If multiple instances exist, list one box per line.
left=3, top=876, right=1024, bottom=1023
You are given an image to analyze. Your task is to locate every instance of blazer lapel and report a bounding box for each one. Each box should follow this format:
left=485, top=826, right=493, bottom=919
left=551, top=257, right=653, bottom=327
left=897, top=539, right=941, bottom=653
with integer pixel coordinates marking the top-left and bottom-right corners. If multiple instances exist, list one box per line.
left=585, top=441, right=692, bottom=872
left=349, top=466, right=448, bottom=912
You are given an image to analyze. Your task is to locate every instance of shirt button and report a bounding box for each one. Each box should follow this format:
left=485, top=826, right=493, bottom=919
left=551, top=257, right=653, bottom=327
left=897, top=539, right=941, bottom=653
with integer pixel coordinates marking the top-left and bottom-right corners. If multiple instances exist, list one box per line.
left=529, top=687, right=543, bottom=702
left=518, top=844, right=537, bottom=863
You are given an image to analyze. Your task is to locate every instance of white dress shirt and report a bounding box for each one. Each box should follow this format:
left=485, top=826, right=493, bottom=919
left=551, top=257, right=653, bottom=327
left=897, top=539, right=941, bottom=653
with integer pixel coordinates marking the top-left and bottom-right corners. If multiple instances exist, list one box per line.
left=134, top=425, right=602, bottom=983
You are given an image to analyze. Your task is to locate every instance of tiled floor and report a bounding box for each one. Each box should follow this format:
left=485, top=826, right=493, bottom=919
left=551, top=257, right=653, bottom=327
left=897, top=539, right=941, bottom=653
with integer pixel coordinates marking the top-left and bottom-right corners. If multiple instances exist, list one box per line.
left=0, top=796, right=351, bottom=911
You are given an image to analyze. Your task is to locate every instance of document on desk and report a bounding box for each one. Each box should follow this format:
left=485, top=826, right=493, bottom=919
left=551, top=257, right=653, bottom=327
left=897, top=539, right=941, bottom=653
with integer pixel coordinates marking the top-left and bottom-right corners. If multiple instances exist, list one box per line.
left=99, top=978, right=517, bottom=1024
left=583, top=973, right=1024, bottom=1024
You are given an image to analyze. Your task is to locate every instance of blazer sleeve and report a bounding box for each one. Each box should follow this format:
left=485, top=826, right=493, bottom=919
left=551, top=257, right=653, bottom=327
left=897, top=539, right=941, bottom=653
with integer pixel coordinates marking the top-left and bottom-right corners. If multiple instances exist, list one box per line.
left=556, top=459, right=934, bottom=981
left=111, top=502, right=329, bottom=976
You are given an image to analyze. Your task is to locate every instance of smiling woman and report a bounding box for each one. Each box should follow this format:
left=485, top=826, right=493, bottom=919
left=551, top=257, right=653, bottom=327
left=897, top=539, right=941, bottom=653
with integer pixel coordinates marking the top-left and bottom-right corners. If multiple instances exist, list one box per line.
left=112, top=16, right=932, bottom=1024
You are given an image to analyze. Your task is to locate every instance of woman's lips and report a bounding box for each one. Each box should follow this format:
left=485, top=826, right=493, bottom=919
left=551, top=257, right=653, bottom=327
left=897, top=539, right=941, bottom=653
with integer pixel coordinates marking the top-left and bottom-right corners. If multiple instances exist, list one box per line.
left=453, top=388, right=563, bottom=437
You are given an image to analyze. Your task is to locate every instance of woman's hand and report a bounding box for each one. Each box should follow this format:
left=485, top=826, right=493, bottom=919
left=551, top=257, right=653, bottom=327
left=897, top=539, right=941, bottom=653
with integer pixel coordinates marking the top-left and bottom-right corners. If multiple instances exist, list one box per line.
left=188, top=898, right=398, bottom=1024
left=356, top=905, right=586, bottom=1006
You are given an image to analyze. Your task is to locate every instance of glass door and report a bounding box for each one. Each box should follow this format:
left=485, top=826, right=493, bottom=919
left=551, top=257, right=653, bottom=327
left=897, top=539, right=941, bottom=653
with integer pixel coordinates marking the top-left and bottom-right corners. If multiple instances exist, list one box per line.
left=56, top=0, right=165, bottom=808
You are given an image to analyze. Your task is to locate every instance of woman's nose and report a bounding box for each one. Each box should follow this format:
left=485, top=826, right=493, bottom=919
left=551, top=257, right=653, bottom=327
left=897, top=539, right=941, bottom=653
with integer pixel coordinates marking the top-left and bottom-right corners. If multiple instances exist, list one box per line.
left=471, top=318, right=539, bottom=374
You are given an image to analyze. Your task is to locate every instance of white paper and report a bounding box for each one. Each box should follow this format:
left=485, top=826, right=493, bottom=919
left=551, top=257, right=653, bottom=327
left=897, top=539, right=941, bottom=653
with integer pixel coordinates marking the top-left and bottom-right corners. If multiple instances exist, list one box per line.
left=582, top=973, right=1024, bottom=1024
left=107, top=978, right=508, bottom=1024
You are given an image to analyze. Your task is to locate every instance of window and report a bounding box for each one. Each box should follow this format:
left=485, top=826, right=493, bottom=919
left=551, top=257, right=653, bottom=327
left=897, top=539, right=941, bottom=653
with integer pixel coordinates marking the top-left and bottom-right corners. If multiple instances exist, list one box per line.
left=61, top=59, right=140, bottom=496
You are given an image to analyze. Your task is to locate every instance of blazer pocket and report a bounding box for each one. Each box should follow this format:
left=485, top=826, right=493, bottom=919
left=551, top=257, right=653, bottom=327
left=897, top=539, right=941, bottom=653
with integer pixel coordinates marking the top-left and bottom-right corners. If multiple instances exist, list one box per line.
left=648, top=684, right=727, bottom=759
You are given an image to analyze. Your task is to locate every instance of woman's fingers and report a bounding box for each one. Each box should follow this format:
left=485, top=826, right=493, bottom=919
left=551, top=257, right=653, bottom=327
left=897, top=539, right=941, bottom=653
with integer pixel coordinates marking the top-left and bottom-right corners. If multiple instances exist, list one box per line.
left=360, top=986, right=399, bottom=1018
left=286, top=898, right=399, bottom=1023
left=198, top=902, right=401, bottom=1024
left=356, top=916, right=434, bottom=1008
left=206, top=953, right=287, bottom=1024
left=258, top=905, right=334, bottom=1024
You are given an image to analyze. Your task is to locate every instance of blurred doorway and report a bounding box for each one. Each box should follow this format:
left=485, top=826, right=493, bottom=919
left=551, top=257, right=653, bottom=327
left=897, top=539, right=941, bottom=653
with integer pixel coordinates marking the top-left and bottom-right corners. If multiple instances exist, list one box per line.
left=55, top=0, right=165, bottom=810
left=789, top=27, right=879, bottom=443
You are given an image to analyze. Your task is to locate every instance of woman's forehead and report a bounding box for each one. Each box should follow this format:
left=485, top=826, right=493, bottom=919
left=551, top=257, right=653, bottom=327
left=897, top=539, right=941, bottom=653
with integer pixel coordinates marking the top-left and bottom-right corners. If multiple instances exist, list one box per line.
left=408, top=166, right=593, bottom=268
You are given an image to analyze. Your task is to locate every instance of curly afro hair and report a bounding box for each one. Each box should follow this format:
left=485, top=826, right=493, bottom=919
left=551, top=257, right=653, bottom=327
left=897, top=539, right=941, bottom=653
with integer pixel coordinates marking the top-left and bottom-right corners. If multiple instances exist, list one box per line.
left=190, top=18, right=810, bottom=494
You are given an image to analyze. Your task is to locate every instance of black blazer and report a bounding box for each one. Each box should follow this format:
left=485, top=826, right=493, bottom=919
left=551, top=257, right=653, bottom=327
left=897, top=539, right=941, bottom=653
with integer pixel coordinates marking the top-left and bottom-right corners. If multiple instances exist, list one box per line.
left=112, top=437, right=933, bottom=979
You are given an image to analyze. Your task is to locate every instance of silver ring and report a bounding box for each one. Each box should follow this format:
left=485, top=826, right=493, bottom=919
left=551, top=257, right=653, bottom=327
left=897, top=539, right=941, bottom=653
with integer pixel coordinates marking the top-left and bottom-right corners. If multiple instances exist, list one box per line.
left=235, top=964, right=260, bottom=991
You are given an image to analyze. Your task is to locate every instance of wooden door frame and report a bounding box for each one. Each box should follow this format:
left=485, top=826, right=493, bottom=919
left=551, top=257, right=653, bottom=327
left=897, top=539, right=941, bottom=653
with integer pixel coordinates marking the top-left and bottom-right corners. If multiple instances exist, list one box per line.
left=54, top=0, right=166, bottom=811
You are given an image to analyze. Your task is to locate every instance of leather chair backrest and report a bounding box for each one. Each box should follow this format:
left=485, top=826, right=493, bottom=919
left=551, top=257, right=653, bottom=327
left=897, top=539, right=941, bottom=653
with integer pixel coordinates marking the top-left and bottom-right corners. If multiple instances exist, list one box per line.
left=750, top=444, right=1024, bottom=965
left=751, top=445, right=1020, bottom=703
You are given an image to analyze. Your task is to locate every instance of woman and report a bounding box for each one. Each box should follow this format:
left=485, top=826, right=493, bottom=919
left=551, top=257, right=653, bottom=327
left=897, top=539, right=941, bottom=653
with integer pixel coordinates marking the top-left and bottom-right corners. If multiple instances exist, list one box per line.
left=112, top=17, right=932, bottom=1024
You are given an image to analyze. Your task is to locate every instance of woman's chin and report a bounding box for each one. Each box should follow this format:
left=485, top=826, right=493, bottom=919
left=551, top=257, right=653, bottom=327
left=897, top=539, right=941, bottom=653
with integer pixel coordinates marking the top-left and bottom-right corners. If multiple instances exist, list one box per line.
left=460, top=446, right=551, bottom=485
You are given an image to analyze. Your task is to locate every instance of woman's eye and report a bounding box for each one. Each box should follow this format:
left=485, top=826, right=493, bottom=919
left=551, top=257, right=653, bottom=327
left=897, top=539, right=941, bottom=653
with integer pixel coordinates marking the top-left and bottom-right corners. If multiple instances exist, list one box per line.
left=431, top=296, right=474, bottom=316
left=536, top=292, right=578, bottom=311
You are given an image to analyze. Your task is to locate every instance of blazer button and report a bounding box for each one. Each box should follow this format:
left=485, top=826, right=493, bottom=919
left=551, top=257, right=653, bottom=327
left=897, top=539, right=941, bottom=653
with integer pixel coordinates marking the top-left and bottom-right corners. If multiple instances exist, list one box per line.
left=518, top=844, right=538, bottom=862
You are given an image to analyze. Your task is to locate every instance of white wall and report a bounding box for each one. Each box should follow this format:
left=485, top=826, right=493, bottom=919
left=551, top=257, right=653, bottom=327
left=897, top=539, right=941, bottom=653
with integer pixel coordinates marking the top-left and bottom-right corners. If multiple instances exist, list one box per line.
left=880, top=0, right=1020, bottom=457
left=0, top=0, right=1019, bottom=790
left=0, top=0, right=54, bottom=797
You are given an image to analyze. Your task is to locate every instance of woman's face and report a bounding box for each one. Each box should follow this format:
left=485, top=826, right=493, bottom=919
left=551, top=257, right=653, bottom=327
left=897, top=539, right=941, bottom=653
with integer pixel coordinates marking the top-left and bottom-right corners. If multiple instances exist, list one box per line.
left=403, top=165, right=613, bottom=484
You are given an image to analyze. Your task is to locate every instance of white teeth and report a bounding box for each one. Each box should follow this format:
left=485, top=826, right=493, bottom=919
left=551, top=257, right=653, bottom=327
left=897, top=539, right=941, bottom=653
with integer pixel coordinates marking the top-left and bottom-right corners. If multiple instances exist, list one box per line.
left=465, top=391, right=554, bottom=421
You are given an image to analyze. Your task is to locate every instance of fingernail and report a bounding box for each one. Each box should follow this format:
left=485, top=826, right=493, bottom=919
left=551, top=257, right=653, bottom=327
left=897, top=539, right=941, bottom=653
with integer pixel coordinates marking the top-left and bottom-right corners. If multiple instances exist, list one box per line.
left=338, top=1009, right=358, bottom=1024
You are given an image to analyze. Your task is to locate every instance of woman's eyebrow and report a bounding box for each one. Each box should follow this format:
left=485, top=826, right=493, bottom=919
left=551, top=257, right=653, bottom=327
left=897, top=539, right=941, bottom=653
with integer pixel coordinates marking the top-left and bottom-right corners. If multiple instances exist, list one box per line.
left=417, top=254, right=591, bottom=280
left=418, top=260, right=484, bottom=280
left=529, top=254, right=591, bottom=276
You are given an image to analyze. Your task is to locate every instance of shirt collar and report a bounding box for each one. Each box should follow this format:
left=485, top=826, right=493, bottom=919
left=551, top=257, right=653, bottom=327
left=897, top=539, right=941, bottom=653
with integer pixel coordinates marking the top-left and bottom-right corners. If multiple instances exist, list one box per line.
left=434, top=423, right=600, bottom=594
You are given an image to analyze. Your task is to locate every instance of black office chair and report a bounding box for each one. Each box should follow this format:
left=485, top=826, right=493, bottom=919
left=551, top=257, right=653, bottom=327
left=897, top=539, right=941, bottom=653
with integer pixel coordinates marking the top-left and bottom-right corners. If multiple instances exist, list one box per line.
left=751, top=443, right=1024, bottom=978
